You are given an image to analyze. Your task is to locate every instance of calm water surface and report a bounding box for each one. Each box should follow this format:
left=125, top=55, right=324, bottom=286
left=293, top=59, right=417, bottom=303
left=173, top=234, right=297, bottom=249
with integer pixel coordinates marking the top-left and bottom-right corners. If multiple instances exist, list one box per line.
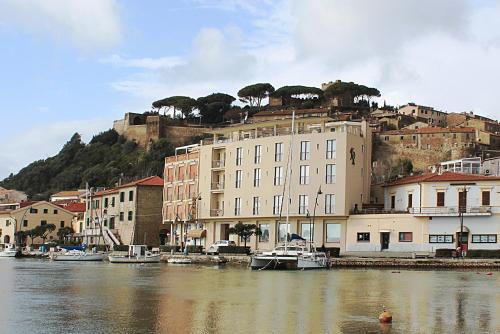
left=0, top=259, right=499, bottom=334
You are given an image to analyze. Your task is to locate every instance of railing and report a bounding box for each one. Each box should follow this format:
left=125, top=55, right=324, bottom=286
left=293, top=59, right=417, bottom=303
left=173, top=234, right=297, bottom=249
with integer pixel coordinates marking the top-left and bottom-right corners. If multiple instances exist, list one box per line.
left=349, top=209, right=408, bottom=215
left=211, top=182, right=225, bottom=191
left=212, top=160, right=225, bottom=168
left=410, top=206, right=492, bottom=215
left=210, top=209, right=224, bottom=217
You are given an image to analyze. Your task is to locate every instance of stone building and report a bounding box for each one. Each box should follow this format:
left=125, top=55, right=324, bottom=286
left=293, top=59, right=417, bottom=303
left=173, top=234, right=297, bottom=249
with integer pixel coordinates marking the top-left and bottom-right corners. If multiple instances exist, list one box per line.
left=0, top=187, right=27, bottom=211
left=398, top=103, right=447, bottom=127
left=113, top=112, right=208, bottom=149
left=84, top=176, right=164, bottom=247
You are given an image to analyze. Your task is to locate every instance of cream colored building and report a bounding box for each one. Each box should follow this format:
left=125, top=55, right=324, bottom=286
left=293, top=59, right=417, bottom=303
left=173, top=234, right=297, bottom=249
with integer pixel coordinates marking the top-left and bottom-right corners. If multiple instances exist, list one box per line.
left=84, top=176, right=164, bottom=247
left=163, top=118, right=373, bottom=251
left=399, top=103, right=447, bottom=127
left=346, top=172, right=500, bottom=253
left=0, top=211, right=16, bottom=244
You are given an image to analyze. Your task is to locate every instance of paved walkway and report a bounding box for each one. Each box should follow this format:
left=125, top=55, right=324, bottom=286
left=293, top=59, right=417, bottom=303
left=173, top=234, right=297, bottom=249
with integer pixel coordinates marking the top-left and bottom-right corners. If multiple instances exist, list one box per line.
left=341, top=251, right=419, bottom=259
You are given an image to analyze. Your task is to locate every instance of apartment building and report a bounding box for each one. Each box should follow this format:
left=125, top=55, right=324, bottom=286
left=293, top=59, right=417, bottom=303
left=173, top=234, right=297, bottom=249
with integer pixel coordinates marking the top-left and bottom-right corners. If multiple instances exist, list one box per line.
left=0, top=187, right=27, bottom=211
left=162, top=145, right=201, bottom=246
left=347, top=172, right=500, bottom=252
left=84, top=176, right=164, bottom=247
left=399, top=103, right=447, bottom=126
left=182, top=118, right=373, bottom=252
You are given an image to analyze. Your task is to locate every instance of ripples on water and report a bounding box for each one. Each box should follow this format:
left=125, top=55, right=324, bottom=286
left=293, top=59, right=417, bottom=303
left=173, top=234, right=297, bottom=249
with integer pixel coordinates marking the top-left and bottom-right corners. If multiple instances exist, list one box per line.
left=0, top=259, right=498, bottom=334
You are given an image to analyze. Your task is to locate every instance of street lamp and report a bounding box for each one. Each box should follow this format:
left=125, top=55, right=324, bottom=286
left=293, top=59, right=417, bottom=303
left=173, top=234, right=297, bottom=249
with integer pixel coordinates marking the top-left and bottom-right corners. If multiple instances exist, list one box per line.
left=452, top=183, right=471, bottom=258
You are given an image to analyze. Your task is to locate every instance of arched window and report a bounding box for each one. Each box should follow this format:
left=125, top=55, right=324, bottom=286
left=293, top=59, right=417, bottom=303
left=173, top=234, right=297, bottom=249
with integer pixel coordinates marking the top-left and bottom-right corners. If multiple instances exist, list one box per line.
left=3, top=235, right=10, bottom=244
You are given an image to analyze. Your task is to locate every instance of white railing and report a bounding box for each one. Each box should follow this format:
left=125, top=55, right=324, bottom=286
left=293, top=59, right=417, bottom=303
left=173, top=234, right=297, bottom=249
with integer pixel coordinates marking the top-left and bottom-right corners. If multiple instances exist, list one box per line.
left=410, top=206, right=491, bottom=215
left=210, top=209, right=224, bottom=217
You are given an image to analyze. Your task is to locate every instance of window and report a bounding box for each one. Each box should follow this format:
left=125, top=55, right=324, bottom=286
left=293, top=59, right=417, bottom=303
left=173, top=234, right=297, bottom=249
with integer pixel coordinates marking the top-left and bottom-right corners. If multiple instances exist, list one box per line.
left=471, top=234, right=497, bottom=243
left=482, top=191, right=490, bottom=206
left=119, top=212, right=124, bottom=221
left=326, top=164, right=336, bottom=184
left=254, top=145, right=262, bottom=164
left=429, top=235, right=453, bottom=243
left=177, top=185, right=184, bottom=200
left=129, top=190, right=134, bottom=201
left=275, top=143, right=284, bottom=162
left=235, top=170, right=242, bottom=188
left=236, top=147, right=243, bottom=166
left=301, top=223, right=314, bottom=241
left=325, top=194, right=336, bottom=214
left=259, top=224, right=270, bottom=242
left=274, top=166, right=283, bottom=186
left=357, top=233, right=370, bottom=242
left=326, top=139, right=336, bottom=159
left=111, top=197, right=115, bottom=207
left=277, top=223, right=287, bottom=242
left=408, top=194, right=413, bottom=209
left=234, top=198, right=241, bottom=216
left=399, top=232, right=413, bottom=242
left=128, top=211, right=133, bottom=221
left=299, top=165, right=310, bottom=185
left=253, top=197, right=260, bottom=215
left=53, top=209, right=58, bottom=214
left=104, top=198, right=109, bottom=208
left=23, top=220, right=28, bottom=227
left=299, top=195, right=309, bottom=214
left=109, top=217, right=115, bottom=229
left=120, top=192, right=125, bottom=202
left=253, top=168, right=261, bottom=187
left=436, top=192, right=445, bottom=207
left=326, top=223, right=341, bottom=243
left=166, top=187, right=173, bottom=201
left=273, top=195, right=283, bottom=215
left=30, top=208, right=38, bottom=214
left=177, top=165, right=185, bottom=180
left=60, top=221, right=65, bottom=228
left=43, top=209, right=48, bottom=214
left=300, top=141, right=310, bottom=160
left=41, top=220, right=47, bottom=226
left=391, top=195, right=396, bottom=209
left=94, top=200, right=100, bottom=209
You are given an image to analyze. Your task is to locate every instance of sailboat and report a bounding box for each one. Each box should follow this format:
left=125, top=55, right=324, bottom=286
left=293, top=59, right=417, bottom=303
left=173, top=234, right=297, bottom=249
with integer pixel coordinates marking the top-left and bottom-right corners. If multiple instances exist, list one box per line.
left=250, top=112, right=328, bottom=270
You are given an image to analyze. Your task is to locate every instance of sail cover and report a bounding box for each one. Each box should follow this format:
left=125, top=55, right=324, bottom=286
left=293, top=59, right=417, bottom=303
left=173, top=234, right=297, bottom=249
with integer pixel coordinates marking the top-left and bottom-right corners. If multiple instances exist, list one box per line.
left=289, top=233, right=306, bottom=241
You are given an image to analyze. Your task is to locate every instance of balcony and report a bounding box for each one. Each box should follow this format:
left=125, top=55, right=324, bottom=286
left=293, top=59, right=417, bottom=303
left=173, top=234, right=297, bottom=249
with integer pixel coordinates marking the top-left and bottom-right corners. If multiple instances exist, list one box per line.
left=410, top=206, right=492, bottom=217
left=212, top=160, right=225, bottom=169
left=210, top=209, right=224, bottom=217
left=211, top=182, right=225, bottom=192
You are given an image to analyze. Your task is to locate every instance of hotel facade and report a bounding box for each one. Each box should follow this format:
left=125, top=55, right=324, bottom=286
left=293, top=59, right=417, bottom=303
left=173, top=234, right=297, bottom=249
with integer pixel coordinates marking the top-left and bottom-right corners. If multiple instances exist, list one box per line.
left=163, top=118, right=372, bottom=251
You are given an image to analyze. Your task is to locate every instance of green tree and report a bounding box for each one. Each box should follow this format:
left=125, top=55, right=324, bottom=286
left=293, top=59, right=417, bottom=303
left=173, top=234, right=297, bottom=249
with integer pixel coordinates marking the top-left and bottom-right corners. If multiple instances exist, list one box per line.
left=228, top=222, right=262, bottom=248
left=197, top=93, right=236, bottom=124
left=152, top=96, right=198, bottom=119
left=237, top=83, right=275, bottom=108
left=39, top=224, right=56, bottom=244
left=57, top=227, right=75, bottom=244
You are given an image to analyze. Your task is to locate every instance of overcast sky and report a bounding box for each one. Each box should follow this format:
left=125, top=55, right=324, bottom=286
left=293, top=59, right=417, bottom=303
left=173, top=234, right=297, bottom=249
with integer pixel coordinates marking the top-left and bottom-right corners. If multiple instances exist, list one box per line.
left=1, top=0, right=500, bottom=179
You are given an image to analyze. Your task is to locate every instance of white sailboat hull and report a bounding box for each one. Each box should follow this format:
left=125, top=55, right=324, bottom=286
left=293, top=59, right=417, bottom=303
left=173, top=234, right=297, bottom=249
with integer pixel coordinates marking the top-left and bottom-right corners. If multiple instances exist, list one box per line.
left=108, top=254, right=161, bottom=263
left=0, top=250, right=17, bottom=257
left=250, top=255, right=328, bottom=270
left=51, top=252, right=106, bottom=261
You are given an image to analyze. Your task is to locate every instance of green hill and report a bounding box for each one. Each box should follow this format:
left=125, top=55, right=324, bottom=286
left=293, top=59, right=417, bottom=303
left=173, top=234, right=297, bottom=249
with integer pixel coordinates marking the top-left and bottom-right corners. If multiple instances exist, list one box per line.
left=0, top=129, right=186, bottom=200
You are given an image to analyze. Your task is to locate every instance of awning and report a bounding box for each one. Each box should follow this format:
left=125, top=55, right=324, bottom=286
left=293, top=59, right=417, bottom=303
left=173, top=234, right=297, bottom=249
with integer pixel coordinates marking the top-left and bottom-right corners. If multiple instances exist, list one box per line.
left=187, top=229, right=207, bottom=238
left=379, top=229, right=391, bottom=233
left=455, top=226, right=470, bottom=233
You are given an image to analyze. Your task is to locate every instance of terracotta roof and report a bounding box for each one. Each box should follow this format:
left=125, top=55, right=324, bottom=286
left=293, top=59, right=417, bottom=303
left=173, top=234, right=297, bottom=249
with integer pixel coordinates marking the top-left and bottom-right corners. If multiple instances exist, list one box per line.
left=20, top=201, right=39, bottom=208
left=51, top=190, right=84, bottom=198
left=388, top=172, right=500, bottom=186
left=93, top=176, right=164, bottom=197
left=63, top=202, right=86, bottom=213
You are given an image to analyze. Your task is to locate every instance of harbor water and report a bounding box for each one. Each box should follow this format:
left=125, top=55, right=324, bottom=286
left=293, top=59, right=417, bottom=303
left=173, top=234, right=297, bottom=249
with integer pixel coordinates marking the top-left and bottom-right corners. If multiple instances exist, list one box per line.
left=1, top=259, right=499, bottom=334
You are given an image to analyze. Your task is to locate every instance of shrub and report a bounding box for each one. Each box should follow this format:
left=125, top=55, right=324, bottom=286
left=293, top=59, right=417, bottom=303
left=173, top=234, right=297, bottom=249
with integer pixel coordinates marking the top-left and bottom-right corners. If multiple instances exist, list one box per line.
left=466, top=249, right=500, bottom=258
left=435, top=249, right=455, bottom=258
left=218, top=246, right=250, bottom=255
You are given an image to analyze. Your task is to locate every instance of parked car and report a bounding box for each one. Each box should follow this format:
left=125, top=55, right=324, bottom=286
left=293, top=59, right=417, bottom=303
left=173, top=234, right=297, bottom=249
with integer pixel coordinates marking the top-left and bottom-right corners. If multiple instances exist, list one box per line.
left=206, top=240, right=236, bottom=254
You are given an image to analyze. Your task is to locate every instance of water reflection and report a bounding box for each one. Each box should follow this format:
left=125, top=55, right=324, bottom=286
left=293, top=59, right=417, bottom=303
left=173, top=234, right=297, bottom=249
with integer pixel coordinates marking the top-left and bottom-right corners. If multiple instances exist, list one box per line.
left=0, top=260, right=499, bottom=333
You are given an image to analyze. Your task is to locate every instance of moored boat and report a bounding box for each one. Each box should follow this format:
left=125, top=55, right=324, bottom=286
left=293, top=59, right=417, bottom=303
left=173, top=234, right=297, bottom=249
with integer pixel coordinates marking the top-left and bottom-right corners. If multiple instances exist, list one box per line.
left=250, top=240, right=328, bottom=270
left=50, top=249, right=106, bottom=261
left=0, top=244, right=18, bottom=258
left=108, top=245, right=160, bottom=263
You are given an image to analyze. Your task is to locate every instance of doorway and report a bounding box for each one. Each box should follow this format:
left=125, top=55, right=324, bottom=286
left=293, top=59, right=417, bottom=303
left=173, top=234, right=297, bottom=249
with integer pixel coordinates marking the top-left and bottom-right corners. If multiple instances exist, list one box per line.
left=220, top=224, right=230, bottom=240
left=380, top=232, right=390, bottom=251
left=456, top=231, right=469, bottom=252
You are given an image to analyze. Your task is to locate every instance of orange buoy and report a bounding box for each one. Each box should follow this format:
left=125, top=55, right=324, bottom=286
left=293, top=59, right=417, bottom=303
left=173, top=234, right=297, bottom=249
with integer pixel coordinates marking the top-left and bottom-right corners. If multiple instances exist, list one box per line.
left=379, top=306, right=393, bottom=323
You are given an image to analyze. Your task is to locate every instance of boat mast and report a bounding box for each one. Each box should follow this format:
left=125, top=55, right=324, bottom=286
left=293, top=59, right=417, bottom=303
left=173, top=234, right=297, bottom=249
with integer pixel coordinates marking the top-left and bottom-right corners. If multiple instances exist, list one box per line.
left=285, top=111, right=295, bottom=253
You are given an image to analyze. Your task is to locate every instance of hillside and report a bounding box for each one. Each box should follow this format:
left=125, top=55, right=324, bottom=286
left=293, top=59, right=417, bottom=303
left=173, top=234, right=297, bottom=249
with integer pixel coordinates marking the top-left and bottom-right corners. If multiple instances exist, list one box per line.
left=0, top=129, right=187, bottom=200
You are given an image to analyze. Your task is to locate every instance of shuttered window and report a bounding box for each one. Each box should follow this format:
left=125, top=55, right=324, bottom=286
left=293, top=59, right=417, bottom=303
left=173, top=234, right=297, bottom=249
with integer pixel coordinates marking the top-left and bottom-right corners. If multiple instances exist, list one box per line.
left=436, top=192, right=445, bottom=207
left=482, top=191, right=490, bottom=206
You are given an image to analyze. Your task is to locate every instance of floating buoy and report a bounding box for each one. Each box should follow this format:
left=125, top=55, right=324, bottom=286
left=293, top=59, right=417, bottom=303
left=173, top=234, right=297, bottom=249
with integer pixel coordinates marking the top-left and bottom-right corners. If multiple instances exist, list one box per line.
left=379, top=306, right=393, bottom=323
left=486, top=272, right=493, bottom=276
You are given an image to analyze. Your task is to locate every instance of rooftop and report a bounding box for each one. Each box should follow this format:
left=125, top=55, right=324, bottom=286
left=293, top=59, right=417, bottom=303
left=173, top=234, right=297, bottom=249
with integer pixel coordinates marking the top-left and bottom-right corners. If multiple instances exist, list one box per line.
left=387, top=172, right=500, bottom=187
left=382, top=126, right=475, bottom=135
left=51, top=190, right=84, bottom=198
left=94, top=176, right=164, bottom=197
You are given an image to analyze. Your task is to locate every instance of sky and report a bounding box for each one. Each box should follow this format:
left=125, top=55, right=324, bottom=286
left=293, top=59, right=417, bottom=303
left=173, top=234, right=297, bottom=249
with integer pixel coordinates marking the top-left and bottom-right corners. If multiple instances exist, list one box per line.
left=1, top=0, right=500, bottom=179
